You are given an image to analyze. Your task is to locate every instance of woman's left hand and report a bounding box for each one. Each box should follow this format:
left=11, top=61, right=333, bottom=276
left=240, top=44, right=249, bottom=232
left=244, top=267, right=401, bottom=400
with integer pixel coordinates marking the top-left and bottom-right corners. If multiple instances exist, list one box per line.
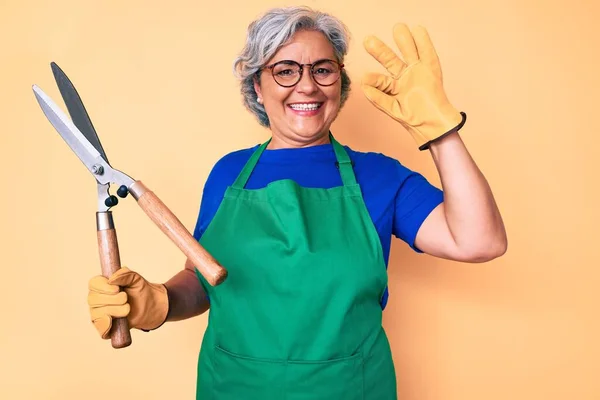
left=361, top=23, right=466, bottom=151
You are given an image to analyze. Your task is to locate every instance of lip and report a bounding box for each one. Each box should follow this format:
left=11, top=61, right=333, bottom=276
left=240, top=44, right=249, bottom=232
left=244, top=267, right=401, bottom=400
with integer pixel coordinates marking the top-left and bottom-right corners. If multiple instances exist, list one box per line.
left=287, top=102, right=324, bottom=117
left=288, top=101, right=325, bottom=105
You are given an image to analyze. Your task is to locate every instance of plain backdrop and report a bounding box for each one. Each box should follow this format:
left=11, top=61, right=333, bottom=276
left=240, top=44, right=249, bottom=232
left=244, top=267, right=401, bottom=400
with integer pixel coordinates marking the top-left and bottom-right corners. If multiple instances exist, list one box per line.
left=1, top=0, right=598, bottom=399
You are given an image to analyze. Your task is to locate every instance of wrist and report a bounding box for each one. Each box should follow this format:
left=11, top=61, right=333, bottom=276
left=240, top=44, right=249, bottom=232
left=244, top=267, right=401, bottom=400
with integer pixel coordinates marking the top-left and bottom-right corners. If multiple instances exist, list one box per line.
left=428, top=129, right=460, bottom=151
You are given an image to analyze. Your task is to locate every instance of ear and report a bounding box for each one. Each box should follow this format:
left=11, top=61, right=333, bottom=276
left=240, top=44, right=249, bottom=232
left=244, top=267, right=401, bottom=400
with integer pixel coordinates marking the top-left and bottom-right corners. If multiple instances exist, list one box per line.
left=253, top=76, right=262, bottom=100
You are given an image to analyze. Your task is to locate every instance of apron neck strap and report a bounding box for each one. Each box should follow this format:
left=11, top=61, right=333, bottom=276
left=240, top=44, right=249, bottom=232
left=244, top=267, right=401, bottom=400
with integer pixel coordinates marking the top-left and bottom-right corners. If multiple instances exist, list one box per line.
left=330, top=134, right=357, bottom=186
left=231, top=139, right=270, bottom=189
left=232, top=132, right=356, bottom=189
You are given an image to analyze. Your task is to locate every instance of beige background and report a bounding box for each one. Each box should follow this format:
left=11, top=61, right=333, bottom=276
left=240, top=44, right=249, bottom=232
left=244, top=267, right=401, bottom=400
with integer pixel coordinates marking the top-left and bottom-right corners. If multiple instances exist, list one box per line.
left=1, top=0, right=598, bottom=399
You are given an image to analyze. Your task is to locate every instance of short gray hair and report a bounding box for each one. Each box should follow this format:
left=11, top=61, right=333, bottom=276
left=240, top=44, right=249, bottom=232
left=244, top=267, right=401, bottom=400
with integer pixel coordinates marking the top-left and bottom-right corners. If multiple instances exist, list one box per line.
left=233, top=6, right=352, bottom=128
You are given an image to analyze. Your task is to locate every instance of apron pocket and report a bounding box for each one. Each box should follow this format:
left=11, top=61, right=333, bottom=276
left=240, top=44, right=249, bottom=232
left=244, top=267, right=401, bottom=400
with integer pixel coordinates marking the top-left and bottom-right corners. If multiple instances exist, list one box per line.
left=213, top=346, right=364, bottom=400
left=213, top=345, right=285, bottom=400
left=285, top=352, right=364, bottom=400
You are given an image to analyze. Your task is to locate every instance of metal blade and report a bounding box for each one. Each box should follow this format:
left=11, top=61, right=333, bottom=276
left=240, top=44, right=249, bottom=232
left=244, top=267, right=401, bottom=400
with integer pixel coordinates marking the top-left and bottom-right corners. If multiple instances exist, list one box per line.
left=50, top=62, right=110, bottom=164
left=32, top=84, right=133, bottom=188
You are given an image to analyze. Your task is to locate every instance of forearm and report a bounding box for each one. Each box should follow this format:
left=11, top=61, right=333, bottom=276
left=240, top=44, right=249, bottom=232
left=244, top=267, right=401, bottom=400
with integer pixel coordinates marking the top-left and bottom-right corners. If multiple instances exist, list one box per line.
left=429, top=132, right=507, bottom=258
left=163, top=261, right=210, bottom=322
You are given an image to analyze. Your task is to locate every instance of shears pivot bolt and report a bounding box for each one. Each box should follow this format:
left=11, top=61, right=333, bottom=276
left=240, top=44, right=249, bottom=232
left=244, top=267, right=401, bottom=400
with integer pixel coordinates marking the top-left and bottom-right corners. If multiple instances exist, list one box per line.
left=92, top=164, right=104, bottom=175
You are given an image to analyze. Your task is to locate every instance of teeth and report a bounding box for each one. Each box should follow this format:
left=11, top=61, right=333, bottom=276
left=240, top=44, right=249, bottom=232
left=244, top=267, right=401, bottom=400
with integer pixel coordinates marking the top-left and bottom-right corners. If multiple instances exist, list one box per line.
left=290, top=103, right=321, bottom=111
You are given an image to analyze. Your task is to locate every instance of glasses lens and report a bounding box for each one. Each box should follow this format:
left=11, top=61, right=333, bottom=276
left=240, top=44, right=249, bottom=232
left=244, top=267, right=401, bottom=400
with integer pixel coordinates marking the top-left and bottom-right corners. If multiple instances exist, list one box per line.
left=311, top=60, right=341, bottom=86
left=272, top=61, right=301, bottom=86
left=269, top=60, right=342, bottom=87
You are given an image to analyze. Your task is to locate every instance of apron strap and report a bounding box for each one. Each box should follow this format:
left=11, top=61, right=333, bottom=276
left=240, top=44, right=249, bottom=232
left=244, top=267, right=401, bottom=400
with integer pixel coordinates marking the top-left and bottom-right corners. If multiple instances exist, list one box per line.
left=231, top=132, right=357, bottom=189
left=330, top=134, right=357, bottom=186
left=231, top=139, right=271, bottom=190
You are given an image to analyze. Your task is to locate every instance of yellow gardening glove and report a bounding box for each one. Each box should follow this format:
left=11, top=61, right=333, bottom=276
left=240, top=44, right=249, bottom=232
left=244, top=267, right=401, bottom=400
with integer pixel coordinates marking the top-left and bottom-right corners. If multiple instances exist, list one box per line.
left=87, top=267, right=169, bottom=339
left=361, top=23, right=466, bottom=150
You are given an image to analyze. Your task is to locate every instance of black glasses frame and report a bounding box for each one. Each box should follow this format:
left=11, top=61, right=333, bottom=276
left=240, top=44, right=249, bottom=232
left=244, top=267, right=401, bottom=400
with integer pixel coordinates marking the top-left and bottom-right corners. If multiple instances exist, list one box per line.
left=260, top=59, right=344, bottom=88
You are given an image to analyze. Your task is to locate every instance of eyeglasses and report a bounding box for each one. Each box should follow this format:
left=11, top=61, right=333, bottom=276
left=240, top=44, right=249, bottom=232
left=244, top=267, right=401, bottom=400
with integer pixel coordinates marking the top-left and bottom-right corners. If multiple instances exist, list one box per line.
left=260, top=59, right=344, bottom=87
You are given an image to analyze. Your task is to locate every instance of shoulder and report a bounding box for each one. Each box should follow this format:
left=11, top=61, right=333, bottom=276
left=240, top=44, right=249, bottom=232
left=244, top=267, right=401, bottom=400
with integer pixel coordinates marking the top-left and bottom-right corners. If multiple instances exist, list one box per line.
left=211, top=145, right=259, bottom=171
left=345, top=146, right=398, bottom=166
left=344, top=146, right=415, bottom=182
left=343, top=145, right=441, bottom=207
left=203, top=145, right=259, bottom=190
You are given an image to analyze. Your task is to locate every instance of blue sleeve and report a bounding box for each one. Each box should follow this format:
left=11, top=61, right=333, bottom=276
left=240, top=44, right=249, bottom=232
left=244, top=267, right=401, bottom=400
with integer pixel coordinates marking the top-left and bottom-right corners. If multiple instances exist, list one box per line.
left=192, top=187, right=215, bottom=241
left=192, top=159, right=225, bottom=241
left=192, top=166, right=229, bottom=241
left=392, top=168, right=444, bottom=253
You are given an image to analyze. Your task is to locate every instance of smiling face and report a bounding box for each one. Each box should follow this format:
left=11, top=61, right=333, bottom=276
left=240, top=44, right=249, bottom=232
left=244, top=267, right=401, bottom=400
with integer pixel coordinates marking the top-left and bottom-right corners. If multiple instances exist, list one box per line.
left=254, top=30, right=343, bottom=149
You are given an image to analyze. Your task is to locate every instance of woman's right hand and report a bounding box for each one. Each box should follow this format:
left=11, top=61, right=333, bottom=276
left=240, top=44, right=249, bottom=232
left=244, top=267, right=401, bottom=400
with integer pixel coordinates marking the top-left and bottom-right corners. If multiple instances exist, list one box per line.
left=87, top=267, right=169, bottom=339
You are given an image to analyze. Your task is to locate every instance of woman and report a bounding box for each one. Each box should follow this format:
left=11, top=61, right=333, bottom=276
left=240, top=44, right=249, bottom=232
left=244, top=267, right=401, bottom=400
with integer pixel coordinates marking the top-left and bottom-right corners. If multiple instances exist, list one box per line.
left=87, top=6, right=507, bottom=399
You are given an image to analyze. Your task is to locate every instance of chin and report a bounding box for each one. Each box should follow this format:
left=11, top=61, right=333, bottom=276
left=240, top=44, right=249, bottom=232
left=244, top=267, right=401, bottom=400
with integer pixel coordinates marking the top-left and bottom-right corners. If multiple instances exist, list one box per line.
left=289, top=118, right=333, bottom=138
left=290, top=125, right=329, bottom=140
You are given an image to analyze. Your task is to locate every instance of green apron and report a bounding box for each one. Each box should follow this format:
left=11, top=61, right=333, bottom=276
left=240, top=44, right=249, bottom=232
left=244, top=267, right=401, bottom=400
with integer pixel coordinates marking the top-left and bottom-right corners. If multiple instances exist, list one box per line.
left=194, top=134, right=397, bottom=399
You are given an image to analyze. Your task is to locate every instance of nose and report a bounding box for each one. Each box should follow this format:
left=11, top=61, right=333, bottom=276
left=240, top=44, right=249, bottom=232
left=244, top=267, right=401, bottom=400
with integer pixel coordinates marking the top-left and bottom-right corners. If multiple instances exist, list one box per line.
left=295, top=67, right=318, bottom=95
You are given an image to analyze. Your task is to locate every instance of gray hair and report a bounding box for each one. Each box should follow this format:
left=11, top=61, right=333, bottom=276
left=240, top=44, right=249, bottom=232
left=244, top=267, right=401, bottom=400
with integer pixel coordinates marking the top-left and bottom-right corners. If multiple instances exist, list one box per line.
left=233, top=6, right=352, bottom=128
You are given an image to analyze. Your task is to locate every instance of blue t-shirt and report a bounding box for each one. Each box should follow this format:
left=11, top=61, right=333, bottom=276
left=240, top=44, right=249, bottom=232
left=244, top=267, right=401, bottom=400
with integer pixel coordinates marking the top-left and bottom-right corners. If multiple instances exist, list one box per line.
left=193, top=141, right=444, bottom=309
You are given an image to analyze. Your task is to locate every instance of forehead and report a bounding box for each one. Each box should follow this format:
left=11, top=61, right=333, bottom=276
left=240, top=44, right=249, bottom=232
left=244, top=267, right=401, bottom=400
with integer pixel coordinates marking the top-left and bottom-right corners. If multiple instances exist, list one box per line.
left=269, top=30, right=335, bottom=63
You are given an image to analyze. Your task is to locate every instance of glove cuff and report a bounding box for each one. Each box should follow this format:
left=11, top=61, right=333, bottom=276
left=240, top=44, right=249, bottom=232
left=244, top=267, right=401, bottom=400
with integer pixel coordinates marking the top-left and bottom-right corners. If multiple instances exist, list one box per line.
left=141, top=284, right=170, bottom=332
left=418, top=111, right=467, bottom=151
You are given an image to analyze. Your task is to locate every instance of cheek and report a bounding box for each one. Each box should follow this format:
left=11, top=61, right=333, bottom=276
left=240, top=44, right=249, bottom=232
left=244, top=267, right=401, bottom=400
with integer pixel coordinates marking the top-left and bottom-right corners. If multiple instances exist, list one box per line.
left=325, top=83, right=342, bottom=101
left=265, top=89, right=293, bottom=110
left=262, top=78, right=286, bottom=97
left=324, top=88, right=342, bottom=112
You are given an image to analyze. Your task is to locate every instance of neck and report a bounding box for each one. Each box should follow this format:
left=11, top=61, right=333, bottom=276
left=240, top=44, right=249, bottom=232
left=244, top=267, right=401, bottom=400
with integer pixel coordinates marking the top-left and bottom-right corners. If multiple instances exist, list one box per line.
left=267, top=131, right=331, bottom=149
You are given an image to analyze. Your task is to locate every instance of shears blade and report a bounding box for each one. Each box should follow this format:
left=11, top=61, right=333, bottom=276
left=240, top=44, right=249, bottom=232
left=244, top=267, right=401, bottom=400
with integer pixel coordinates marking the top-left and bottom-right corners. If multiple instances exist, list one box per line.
left=50, top=62, right=110, bottom=165
left=32, top=67, right=228, bottom=291
left=32, top=84, right=113, bottom=183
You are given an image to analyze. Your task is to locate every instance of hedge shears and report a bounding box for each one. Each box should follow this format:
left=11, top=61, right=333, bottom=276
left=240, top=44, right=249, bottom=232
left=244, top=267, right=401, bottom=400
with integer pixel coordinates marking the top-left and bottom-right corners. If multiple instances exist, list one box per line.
left=32, top=62, right=228, bottom=349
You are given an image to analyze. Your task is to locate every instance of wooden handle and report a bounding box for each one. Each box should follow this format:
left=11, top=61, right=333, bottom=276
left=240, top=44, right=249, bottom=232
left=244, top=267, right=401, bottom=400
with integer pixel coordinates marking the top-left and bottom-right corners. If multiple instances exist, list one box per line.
left=96, top=212, right=133, bottom=349
left=129, top=181, right=228, bottom=286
